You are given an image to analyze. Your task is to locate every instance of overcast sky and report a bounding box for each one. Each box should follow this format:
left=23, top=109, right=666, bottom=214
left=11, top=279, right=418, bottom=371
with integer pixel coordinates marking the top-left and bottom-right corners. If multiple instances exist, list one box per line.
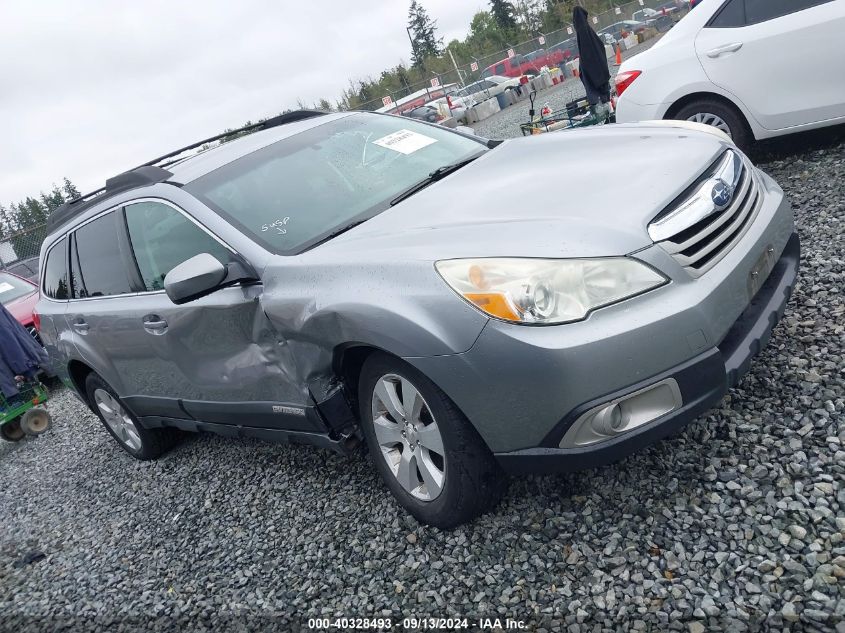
left=0, top=1, right=484, bottom=205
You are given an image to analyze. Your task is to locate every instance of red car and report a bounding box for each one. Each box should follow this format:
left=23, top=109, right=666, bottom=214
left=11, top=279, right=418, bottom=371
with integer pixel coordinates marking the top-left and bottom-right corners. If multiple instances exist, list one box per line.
left=481, top=50, right=563, bottom=79
left=0, top=270, right=41, bottom=342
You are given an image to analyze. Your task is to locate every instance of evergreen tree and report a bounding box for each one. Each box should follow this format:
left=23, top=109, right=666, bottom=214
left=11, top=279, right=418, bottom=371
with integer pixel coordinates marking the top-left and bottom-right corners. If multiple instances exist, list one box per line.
left=62, top=177, right=80, bottom=200
left=408, top=1, right=442, bottom=68
left=489, top=0, right=518, bottom=31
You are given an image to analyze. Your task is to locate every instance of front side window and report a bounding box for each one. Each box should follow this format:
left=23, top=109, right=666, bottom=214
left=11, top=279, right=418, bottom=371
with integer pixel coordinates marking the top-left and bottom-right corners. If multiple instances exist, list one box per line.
left=0, top=272, right=36, bottom=305
left=494, top=63, right=506, bottom=74
left=185, top=113, right=486, bottom=255
left=125, top=201, right=233, bottom=292
left=43, top=238, right=68, bottom=300
left=73, top=212, right=132, bottom=298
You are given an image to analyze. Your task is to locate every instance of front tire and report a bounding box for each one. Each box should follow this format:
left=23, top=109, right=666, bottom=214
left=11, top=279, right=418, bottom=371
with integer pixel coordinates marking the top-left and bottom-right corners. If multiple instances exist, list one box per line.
left=672, top=98, right=752, bottom=150
left=358, top=353, right=506, bottom=528
left=85, top=373, right=179, bottom=460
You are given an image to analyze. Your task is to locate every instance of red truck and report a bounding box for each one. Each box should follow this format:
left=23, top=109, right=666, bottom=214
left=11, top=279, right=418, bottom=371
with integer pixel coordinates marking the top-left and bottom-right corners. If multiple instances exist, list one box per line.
left=481, top=47, right=570, bottom=79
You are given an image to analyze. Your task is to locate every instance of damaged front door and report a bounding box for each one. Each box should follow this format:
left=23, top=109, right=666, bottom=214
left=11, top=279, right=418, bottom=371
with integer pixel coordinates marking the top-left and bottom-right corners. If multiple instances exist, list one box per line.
left=119, top=200, right=321, bottom=433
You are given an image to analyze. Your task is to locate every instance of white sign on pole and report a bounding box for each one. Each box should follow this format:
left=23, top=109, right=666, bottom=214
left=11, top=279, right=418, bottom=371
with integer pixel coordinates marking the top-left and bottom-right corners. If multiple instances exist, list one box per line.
left=538, top=35, right=545, bottom=45
left=381, top=95, right=393, bottom=107
left=592, top=16, right=598, bottom=24
left=430, top=77, right=440, bottom=88
left=470, top=61, right=479, bottom=72
left=615, top=7, right=622, bottom=15
left=567, top=26, right=573, bottom=35
left=638, top=0, right=645, bottom=5
left=507, top=48, right=515, bottom=58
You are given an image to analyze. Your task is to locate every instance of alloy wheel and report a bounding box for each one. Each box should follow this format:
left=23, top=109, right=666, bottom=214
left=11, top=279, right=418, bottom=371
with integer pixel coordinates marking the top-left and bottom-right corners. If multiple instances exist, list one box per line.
left=686, top=112, right=733, bottom=138
left=93, top=389, right=142, bottom=451
left=371, top=374, right=446, bottom=502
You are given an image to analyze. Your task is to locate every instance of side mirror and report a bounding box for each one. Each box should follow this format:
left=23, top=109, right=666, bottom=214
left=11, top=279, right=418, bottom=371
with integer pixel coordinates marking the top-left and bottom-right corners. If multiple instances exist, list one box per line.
left=164, top=253, right=227, bottom=305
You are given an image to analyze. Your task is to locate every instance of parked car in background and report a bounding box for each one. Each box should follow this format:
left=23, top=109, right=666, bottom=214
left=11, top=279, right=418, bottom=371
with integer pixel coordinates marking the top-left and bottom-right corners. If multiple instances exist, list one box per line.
left=599, top=20, right=648, bottom=42
left=0, top=270, right=41, bottom=342
left=37, top=109, right=799, bottom=527
left=481, top=54, right=542, bottom=79
left=447, top=75, right=522, bottom=108
left=633, top=8, right=676, bottom=31
left=633, top=7, right=660, bottom=22
left=403, top=105, right=442, bottom=123
left=3, top=256, right=40, bottom=281
left=549, top=37, right=578, bottom=62
left=616, top=0, right=845, bottom=149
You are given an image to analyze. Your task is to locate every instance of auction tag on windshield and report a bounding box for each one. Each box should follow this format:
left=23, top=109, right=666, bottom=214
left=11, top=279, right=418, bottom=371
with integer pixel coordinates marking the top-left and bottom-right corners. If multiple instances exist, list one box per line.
left=373, top=129, right=437, bottom=155
left=0, top=282, right=14, bottom=294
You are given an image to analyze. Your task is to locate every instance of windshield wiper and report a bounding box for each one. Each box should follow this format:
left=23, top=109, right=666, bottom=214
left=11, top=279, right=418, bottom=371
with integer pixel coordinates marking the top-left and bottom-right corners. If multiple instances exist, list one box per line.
left=389, top=154, right=483, bottom=206
left=309, top=219, right=369, bottom=249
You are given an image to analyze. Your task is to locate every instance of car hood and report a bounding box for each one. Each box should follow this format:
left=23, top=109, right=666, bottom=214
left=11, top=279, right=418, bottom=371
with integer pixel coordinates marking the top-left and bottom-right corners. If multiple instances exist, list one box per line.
left=4, top=290, right=38, bottom=325
left=321, top=124, right=729, bottom=261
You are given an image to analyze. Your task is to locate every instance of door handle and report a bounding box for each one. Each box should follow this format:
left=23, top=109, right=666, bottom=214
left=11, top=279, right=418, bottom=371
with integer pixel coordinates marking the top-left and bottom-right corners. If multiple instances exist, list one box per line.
left=142, top=315, right=168, bottom=333
left=71, top=318, right=90, bottom=334
left=707, top=43, right=743, bottom=58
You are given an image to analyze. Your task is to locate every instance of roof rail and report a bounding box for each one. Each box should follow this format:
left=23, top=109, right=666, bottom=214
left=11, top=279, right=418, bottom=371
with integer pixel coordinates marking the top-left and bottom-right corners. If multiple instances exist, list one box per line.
left=132, top=109, right=327, bottom=171
left=46, top=109, right=327, bottom=236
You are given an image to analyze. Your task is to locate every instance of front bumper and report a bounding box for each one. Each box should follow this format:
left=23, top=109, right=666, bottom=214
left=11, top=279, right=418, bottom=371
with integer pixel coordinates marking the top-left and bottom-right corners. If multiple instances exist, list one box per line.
left=494, top=232, right=799, bottom=474
left=405, top=177, right=797, bottom=465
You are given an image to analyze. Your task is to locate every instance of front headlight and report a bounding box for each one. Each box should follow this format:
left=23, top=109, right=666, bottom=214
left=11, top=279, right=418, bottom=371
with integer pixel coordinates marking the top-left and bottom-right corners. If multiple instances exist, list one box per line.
left=435, top=258, right=667, bottom=325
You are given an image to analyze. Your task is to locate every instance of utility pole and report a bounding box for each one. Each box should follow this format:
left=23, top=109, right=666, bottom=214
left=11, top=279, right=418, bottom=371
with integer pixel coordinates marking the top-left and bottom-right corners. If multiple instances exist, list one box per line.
left=406, top=26, right=417, bottom=61
left=447, top=47, right=464, bottom=85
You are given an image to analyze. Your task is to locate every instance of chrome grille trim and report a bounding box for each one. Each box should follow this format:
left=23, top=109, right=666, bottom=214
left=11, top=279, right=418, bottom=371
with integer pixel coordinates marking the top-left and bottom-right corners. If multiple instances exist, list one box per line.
left=649, top=151, right=762, bottom=278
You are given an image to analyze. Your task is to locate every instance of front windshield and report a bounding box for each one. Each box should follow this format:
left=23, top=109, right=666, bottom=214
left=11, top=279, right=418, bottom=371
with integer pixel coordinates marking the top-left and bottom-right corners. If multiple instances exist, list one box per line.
left=185, top=113, right=486, bottom=255
left=0, top=272, right=35, bottom=305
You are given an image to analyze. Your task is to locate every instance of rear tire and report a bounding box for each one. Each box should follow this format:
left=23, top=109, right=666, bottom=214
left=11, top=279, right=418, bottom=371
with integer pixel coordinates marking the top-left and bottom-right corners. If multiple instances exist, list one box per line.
left=85, top=373, right=179, bottom=460
left=0, top=420, right=24, bottom=442
left=358, top=353, right=506, bottom=528
left=672, top=98, right=752, bottom=150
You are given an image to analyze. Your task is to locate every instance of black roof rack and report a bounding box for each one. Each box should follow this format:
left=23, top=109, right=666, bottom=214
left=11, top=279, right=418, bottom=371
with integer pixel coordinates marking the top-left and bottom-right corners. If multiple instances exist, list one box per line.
left=46, top=109, right=327, bottom=235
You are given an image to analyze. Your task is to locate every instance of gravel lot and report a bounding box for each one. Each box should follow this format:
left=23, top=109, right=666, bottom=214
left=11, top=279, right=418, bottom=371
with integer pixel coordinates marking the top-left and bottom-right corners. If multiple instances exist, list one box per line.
left=2, top=132, right=845, bottom=630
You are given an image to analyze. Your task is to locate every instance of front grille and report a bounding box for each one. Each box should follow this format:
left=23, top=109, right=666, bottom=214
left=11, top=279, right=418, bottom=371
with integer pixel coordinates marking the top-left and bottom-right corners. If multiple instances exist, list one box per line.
left=651, top=153, right=762, bottom=277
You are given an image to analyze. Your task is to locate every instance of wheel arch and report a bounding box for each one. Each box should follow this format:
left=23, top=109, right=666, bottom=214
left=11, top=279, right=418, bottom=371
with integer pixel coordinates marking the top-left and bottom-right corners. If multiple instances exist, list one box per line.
left=67, top=359, right=97, bottom=413
left=664, top=91, right=757, bottom=140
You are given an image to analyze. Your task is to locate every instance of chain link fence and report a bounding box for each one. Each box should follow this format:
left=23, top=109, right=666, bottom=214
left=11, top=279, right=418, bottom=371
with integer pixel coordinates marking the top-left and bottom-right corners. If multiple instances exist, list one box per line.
left=354, top=0, right=690, bottom=113
left=0, top=224, right=47, bottom=280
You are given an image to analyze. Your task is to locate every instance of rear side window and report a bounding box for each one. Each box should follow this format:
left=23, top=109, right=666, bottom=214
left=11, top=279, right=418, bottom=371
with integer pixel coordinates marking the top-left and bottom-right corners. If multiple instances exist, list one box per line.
left=43, top=238, right=69, bottom=300
left=74, top=212, right=133, bottom=298
left=709, top=0, right=833, bottom=27
left=746, top=0, right=832, bottom=24
left=125, top=201, right=232, bottom=292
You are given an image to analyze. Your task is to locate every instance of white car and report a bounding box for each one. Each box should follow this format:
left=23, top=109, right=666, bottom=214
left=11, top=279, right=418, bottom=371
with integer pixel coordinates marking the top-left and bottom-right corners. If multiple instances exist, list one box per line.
left=447, top=75, right=522, bottom=109
left=615, top=0, right=845, bottom=148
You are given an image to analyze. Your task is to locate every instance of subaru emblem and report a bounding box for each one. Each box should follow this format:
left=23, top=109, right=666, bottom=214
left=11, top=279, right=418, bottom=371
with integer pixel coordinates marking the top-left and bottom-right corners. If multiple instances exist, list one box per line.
left=711, top=179, right=733, bottom=210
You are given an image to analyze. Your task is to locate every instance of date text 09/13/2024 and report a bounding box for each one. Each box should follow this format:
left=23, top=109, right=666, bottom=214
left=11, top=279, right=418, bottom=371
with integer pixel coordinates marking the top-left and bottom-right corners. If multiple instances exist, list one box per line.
left=307, top=617, right=527, bottom=630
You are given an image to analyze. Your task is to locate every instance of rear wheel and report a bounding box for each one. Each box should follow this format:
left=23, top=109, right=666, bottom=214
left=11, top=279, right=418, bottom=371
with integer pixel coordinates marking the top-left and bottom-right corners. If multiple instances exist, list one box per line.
left=672, top=98, right=752, bottom=150
left=0, top=420, right=24, bottom=442
left=85, top=373, right=178, bottom=460
left=358, top=353, right=506, bottom=528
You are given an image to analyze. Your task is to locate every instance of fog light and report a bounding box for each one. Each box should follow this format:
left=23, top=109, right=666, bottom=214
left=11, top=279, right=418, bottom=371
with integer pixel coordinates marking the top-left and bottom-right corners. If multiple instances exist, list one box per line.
left=559, top=378, right=683, bottom=448
left=591, top=403, right=624, bottom=436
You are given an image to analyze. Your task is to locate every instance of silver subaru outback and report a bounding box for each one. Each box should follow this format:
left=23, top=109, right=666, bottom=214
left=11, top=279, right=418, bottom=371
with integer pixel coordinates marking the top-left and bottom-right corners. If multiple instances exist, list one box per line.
left=36, top=110, right=798, bottom=527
